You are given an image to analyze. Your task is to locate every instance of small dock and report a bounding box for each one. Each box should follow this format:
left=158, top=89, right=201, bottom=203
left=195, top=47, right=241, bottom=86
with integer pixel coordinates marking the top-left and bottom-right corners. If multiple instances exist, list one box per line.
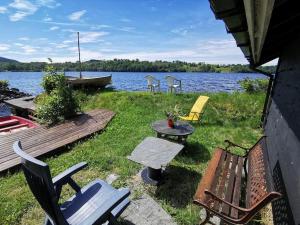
left=4, top=96, right=36, bottom=114
left=0, top=109, right=115, bottom=172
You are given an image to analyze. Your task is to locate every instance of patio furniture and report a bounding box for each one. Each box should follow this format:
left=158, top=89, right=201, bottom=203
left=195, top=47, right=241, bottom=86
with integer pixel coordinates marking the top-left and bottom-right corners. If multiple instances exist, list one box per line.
left=145, top=75, right=160, bottom=92
left=193, top=136, right=282, bottom=224
left=165, top=75, right=182, bottom=93
left=179, top=95, right=209, bottom=122
left=128, top=137, right=184, bottom=185
left=13, top=141, right=130, bottom=225
left=151, top=120, right=194, bottom=144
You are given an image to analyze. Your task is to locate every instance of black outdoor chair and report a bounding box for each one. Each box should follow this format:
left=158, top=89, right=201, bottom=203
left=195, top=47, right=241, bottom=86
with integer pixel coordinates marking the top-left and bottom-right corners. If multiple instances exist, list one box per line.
left=13, top=141, right=130, bottom=225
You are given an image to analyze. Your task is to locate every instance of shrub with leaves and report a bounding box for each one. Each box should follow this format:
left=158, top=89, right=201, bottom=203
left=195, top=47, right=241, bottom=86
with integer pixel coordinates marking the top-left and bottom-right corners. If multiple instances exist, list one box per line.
left=238, top=78, right=268, bottom=93
left=36, top=60, right=80, bottom=125
left=0, top=80, right=9, bottom=90
left=42, top=71, right=66, bottom=94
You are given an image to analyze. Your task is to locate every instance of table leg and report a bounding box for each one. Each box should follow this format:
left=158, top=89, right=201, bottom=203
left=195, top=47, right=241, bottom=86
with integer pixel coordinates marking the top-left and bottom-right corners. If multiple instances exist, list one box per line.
left=178, top=135, right=188, bottom=144
left=141, top=167, right=161, bottom=185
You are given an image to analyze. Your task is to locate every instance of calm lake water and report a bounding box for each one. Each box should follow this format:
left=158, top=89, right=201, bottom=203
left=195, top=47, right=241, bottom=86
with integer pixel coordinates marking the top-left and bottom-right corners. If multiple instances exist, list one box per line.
left=0, top=71, right=265, bottom=95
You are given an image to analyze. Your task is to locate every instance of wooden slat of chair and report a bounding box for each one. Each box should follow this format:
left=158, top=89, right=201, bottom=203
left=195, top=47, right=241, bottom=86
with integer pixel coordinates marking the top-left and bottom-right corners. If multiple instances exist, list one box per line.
left=206, top=151, right=227, bottom=208
left=230, top=156, right=244, bottom=219
left=222, top=154, right=239, bottom=216
left=213, top=152, right=232, bottom=212
left=194, top=149, right=224, bottom=204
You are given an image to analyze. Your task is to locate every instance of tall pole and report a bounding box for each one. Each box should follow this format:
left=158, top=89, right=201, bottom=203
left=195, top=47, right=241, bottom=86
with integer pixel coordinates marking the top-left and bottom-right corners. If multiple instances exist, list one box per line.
left=77, top=32, right=82, bottom=78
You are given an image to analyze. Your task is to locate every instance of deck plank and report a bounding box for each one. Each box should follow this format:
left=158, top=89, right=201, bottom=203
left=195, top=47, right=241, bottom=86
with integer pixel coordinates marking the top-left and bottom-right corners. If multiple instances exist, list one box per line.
left=0, top=109, right=115, bottom=172
left=4, top=96, right=36, bottom=113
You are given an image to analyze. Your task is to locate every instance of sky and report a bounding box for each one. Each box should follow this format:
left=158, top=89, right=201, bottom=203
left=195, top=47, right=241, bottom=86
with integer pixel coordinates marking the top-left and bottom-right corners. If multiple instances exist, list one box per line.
left=0, top=0, right=262, bottom=64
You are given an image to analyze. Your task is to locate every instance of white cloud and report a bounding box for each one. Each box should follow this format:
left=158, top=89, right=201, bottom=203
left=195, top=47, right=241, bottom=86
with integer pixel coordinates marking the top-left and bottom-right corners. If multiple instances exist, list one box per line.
left=19, top=37, right=29, bottom=41
left=14, top=43, right=24, bottom=46
left=0, top=6, right=7, bottom=13
left=61, top=28, right=76, bottom=33
left=7, top=37, right=249, bottom=64
left=64, top=47, right=105, bottom=61
left=43, top=16, right=52, bottom=21
left=108, top=50, right=196, bottom=62
left=9, top=0, right=37, bottom=11
left=90, top=24, right=111, bottom=30
left=10, top=11, right=28, bottom=21
left=42, top=47, right=52, bottom=52
left=68, top=10, right=87, bottom=21
left=0, top=44, right=10, bottom=51
left=67, top=46, right=77, bottom=51
left=37, top=37, right=48, bottom=41
left=8, top=0, right=60, bottom=21
left=8, top=0, right=38, bottom=21
left=75, top=31, right=109, bottom=43
left=120, top=18, right=131, bottom=23
left=119, top=27, right=136, bottom=32
left=63, top=40, right=74, bottom=44
left=171, top=28, right=188, bottom=36
left=42, top=55, right=78, bottom=62
left=80, top=49, right=104, bottom=60
left=99, top=39, right=246, bottom=64
left=56, top=44, right=69, bottom=49
left=49, top=26, right=59, bottom=31
left=36, top=0, right=61, bottom=8
left=21, top=45, right=37, bottom=53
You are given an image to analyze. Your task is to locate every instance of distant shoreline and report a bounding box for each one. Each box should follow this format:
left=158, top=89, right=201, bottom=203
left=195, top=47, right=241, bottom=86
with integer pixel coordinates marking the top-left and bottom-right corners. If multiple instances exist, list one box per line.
left=0, top=70, right=258, bottom=73
left=0, top=59, right=276, bottom=74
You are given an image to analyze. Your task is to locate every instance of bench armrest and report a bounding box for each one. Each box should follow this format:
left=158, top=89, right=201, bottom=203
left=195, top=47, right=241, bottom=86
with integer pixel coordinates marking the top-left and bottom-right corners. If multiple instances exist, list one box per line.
left=205, top=189, right=281, bottom=213
left=204, top=190, right=250, bottom=213
left=53, top=162, right=88, bottom=195
left=224, top=140, right=249, bottom=156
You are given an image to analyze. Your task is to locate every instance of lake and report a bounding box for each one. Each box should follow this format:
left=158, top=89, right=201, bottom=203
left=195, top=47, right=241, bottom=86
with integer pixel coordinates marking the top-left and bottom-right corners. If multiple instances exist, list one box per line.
left=0, top=71, right=265, bottom=95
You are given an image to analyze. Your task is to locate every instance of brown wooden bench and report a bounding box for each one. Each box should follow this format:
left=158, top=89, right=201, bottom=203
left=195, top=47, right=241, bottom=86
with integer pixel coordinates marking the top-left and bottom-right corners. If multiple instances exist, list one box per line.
left=193, top=136, right=282, bottom=224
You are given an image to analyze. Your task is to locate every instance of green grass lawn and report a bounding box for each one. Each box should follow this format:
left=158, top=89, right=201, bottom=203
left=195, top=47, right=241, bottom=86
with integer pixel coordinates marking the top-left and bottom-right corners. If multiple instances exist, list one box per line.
left=0, top=90, right=265, bottom=225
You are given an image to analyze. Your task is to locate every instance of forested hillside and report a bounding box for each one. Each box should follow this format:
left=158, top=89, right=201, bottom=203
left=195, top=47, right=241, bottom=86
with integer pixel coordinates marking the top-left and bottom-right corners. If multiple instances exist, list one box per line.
left=0, top=58, right=276, bottom=73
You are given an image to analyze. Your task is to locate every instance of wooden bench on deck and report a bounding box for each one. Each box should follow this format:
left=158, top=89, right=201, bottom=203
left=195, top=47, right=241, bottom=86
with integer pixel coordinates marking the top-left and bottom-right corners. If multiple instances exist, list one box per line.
left=193, top=136, right=282, bottom=224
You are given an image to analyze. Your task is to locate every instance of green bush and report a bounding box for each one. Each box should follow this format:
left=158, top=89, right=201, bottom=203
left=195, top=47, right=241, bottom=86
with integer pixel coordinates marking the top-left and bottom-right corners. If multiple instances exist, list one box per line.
left=36, top=61, right=80, bottom=125
left=36, top=88, right=79, bottom=125
left=238, top=78, right=268, bottom=93
left=0, top=80, right=9, bottom=90
left=41, top=64, right=66, bottom=94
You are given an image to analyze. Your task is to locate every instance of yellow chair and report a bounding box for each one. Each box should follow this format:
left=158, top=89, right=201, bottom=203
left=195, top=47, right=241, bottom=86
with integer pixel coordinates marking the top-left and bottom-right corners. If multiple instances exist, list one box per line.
left=179, top=96, right=209, bottom=122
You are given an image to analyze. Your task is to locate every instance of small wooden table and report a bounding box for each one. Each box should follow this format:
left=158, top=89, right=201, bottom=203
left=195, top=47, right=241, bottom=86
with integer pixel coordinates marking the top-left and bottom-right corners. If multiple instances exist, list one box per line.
left=128, top=137, right=184, bottom=185
left=151, top=120, right=194, bottom=143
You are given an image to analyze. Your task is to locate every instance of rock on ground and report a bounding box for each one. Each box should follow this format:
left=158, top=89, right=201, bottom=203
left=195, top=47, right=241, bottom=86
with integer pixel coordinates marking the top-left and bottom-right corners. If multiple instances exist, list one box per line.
left=121, top=194, right=177, bottom=225
left=106, top=173, right=120, bottom=184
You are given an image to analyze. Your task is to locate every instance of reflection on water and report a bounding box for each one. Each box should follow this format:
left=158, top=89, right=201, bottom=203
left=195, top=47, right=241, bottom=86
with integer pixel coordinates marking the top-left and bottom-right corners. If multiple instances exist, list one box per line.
left=0, top=71, right=265, bottom=95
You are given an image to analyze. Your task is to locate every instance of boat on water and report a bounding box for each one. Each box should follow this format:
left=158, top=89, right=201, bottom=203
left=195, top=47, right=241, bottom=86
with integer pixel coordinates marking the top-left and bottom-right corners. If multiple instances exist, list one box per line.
left=0, top=115, right=37, bottom=135
left=66, top=75, right=112, bottom=88
left=65, top=32, right=112, bottom=89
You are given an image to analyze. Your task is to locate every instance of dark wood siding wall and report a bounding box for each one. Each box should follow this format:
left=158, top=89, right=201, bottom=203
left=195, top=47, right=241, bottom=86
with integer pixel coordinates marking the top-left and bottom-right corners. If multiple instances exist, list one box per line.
left=264, top=38, right=300, bottom=224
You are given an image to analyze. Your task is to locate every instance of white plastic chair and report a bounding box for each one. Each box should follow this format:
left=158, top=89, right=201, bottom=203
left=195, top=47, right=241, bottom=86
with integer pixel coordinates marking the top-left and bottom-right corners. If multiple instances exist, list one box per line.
left=165, top=75, right=182, bottom=93
left=145, top=75, right=160, bottom=92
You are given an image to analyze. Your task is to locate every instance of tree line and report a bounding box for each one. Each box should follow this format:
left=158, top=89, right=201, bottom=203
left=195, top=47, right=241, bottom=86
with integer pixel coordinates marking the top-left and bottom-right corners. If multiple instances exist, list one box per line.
left=0, top=59, right=276, bottom=73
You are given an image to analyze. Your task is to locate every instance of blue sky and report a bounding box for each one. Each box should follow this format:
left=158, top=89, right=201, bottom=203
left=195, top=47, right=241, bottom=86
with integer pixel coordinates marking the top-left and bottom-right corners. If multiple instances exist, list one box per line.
left=0, top=0, right=250, bottom=64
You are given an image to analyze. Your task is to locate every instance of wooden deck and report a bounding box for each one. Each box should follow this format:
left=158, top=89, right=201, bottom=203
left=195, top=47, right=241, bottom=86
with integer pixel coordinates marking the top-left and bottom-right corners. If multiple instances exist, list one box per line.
left=4, top=96, right=36, bottom=113
left=0, top=109, right=115, bottom=172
